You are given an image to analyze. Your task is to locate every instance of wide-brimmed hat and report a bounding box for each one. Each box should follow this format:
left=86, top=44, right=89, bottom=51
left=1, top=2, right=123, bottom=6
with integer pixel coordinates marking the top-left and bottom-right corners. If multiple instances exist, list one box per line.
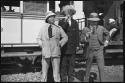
left=62, top=5, right=76, bottom=16
left=45, top=11, right=56, bottom=23
left=87, top=12, right=100, bottom=21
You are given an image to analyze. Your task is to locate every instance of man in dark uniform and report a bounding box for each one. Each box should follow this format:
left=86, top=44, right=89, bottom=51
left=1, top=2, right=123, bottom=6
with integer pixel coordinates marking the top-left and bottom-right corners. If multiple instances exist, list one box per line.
left=58, top=5, right=79, bottom=82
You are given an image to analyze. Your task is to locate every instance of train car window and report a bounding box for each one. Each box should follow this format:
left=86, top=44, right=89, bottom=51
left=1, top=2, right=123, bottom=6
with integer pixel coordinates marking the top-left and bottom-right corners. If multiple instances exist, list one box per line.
left=1, top=0, right=20, bottom=12
left=49, top=1, right=55, bottom=12
left=23, top=1, right=47, bottom=15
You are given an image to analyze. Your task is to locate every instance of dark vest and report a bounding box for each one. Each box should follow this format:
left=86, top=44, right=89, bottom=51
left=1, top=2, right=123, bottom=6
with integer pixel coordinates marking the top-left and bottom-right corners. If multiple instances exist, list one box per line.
left=89, top=31, right=100, bottom=50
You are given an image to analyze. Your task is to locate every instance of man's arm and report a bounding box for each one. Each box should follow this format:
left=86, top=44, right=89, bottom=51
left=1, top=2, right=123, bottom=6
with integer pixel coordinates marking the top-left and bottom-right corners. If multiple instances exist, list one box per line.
left=59, top=27, right=68, bottom=47
left=36, top=27, right=43, bottom=48
left=109, top=28, right=117, bottom=36
left=81, top=27, right=90, bottom=43
left=75, top=21, right=80, bottom=47
left=103, top=27, right=110, bottom=47
left=103, top=27, right=110, bottom=41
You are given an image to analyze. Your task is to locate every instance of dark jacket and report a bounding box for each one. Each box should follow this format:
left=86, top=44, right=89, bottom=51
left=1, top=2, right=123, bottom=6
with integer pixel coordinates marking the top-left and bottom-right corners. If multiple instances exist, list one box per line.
left=58, top=18, right=79, bottom=54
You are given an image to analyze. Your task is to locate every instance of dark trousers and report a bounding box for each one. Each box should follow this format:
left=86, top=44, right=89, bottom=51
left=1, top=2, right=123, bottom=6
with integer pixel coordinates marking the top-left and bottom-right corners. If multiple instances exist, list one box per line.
left=60, top=54, right=75, bottom=82
left=84, top=46, right=105, bottom=82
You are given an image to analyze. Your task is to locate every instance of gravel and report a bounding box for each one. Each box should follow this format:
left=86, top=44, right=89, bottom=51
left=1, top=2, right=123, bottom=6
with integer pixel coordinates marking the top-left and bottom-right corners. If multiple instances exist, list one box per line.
left=1, top=65, right=123, bottom=82
left=1, top=72, right=42, bottom=82
left=91, top=65, right=123, bottom=82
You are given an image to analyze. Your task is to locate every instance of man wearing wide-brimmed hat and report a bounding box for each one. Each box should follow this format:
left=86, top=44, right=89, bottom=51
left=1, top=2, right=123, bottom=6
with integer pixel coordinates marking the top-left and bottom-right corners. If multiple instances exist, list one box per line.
left=37, top=11, right=68, bottom=82
left=81, top=12, right=110, bottom=82
left=58, top=5, right=79, bottom=82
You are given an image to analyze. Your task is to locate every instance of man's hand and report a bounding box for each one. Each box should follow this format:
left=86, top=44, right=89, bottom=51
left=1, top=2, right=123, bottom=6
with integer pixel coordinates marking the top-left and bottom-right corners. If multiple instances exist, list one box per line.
left=38, top=43, right=42, bottom=48
left=104, top=40, right=109, bottom=47
left=76, top=46, right=80, bottom=52
left=79, top=43, right=84, bottom=47
left=37, top=40, right=43, bottom=48
left=109, top=28, right=117, bottom=36
left=59, top=41, right=63, bottom=48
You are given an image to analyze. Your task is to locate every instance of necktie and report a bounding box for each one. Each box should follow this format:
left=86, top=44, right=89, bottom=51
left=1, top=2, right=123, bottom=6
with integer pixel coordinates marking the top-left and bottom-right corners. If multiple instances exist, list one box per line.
left=93, top=26, right=96, bottom=34
left=48, top=25, right=52, bottom=38
left=67, top=21, right=69, bottom=27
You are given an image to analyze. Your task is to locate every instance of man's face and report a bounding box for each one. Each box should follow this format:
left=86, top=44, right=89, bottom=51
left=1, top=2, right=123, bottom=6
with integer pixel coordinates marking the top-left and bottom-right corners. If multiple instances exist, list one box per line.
left=89, top=21, right=98, bottom=26
left=64, top=11, right=72, bottom=17
left=47, top=15, right=55, bottom=24
left=110, top=22, right=116, bottom=25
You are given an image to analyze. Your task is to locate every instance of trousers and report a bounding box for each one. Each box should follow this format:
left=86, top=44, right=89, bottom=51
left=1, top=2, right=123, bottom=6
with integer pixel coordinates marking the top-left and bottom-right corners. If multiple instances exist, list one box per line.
left=41, top=57, right=60, bottom=82
left=84, top=46, right=105, bottom=82
left=60, top=54, right=75, bottom=82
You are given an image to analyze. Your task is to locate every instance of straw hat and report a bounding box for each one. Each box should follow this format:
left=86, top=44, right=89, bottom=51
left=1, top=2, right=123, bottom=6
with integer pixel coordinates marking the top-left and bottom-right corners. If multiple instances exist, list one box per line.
left=88, top=12, right=100, bottom=21
left=45, top=11, right=56, bottom=23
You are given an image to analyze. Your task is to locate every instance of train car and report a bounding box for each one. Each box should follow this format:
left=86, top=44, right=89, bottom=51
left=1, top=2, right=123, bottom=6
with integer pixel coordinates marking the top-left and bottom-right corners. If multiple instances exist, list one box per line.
left=1, top=1, right=85, bottom=63
left=1, top=1, right=46, bottom=61
left=1, top=1, right=123, bottom=82
left=1, top=1, right=86, bottom=79
left=1, top=0, right=123, bottom=63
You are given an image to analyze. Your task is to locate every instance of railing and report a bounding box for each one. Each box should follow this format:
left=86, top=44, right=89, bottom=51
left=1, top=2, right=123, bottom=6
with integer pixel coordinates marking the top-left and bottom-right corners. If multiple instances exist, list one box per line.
left=76, top=18, right=86, bottom=30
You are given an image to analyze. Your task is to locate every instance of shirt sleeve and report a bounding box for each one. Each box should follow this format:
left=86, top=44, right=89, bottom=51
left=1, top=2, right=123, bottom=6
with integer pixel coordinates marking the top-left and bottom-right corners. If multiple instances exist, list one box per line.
left=103, top=27, right=110, bottom=41
left=81, top=27, right=90, bottom=43
left=59, top=27, right=68, bottom=47
left=37, top=27, right=42, bottom=40
left=75, top=21, right=80, bottom=47
left=36, top=27, right=43, bottom=47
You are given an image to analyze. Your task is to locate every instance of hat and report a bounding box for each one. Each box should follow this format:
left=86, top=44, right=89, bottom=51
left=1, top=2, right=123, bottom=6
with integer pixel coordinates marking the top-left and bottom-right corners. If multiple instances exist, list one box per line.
left=88, top=12, right=100, bottom=21
left=109, top=18, right=115, bottom=23
left=45, top=11, right=56, bottom=23
left=62, top=5, right=76, bottom=16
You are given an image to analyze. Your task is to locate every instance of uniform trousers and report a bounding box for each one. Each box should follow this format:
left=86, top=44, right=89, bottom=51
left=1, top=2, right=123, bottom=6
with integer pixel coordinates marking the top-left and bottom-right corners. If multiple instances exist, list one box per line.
left=60, top=54, right=75, bottom=82
left=41, top=56, right=60, bottom=82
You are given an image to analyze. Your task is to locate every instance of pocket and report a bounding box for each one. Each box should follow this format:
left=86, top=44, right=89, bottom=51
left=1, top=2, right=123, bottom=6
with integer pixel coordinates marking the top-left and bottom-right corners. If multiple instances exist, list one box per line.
left=41, top=42, right=44, bottom=48
left=42, top=42, right=46, bottom=48
left=57, top=42, right=61, bottom=47
left=72, top=28, right=76, bottom=31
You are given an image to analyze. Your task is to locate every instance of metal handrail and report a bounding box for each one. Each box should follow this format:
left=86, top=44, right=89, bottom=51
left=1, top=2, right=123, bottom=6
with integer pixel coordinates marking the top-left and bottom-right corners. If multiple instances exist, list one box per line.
left=76, top=18, right=86, bottom=30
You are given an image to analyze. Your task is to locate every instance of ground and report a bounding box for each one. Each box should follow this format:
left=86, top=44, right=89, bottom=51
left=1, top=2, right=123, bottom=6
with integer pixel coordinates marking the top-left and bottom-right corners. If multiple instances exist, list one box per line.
left=1, top=65, right=123, bottom=82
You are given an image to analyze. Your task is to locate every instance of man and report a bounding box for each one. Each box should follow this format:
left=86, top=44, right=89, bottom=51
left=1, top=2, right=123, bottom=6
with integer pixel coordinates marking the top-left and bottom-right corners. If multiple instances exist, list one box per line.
left=58, top=5, right=79, bottom=82
left=37, top=11, right=68, bottom=82
left=107, top=18, right=120, bottom=41
left=82, top=12, right=110, bottom=82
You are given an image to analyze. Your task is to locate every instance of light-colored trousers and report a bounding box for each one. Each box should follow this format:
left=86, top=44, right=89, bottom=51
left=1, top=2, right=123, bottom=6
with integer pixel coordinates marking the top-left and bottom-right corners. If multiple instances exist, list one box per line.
left=41, top=57, right=60, bottom=82
left=84, top=46, right=105, bottom=82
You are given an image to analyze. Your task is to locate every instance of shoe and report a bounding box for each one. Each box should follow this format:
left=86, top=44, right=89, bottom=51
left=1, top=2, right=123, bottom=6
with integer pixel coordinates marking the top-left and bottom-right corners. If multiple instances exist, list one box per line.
left=68, top=76, right=74, bottom=82
left=61, top=76, right=68, bottom=82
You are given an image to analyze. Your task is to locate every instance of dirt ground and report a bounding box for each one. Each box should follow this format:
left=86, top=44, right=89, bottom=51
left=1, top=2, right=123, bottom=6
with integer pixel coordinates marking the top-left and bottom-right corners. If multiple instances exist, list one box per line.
left=74, top=65, right=123, bottom=82
left=1, top=65, right=123, bottom=82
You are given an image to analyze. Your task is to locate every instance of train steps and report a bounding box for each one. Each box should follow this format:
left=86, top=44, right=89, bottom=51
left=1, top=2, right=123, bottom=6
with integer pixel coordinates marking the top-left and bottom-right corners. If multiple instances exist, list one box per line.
left=75, top=41, right=123, bottom=68
left=1, top=41, right=123, bottom=75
